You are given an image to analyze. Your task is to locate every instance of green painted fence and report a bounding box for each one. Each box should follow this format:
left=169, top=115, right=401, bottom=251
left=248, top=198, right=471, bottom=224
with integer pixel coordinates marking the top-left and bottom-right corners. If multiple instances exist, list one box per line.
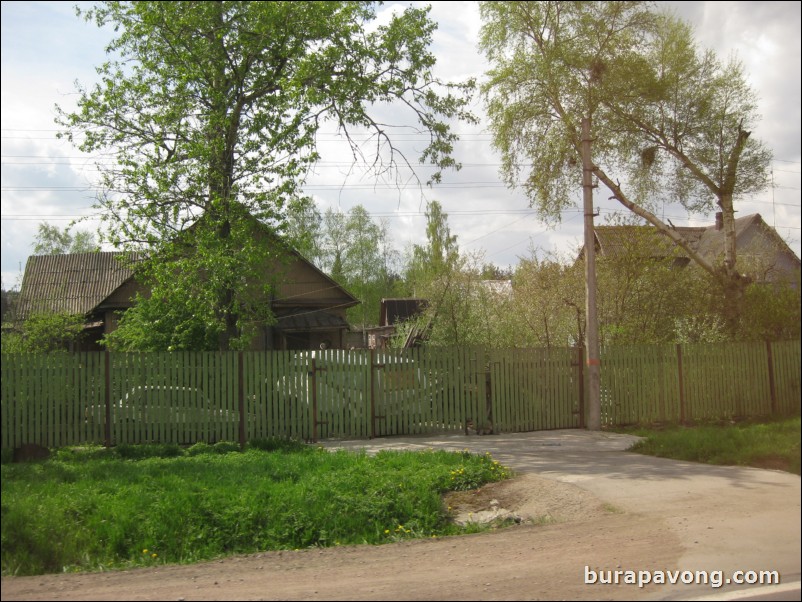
left=488, top=347, right=581, bottom=433
left=2, top=341, right=799, bottom=450
left=598, top=340, right=801, bottom=426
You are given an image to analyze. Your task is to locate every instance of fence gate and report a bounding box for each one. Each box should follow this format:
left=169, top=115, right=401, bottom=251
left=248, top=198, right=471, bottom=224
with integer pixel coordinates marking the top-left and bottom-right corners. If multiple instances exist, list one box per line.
left=488, top=347, right=581, bottom=432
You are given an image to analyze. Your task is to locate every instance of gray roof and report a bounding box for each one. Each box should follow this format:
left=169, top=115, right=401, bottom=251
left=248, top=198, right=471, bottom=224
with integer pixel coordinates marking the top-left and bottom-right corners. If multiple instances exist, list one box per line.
left=15, top=252, right=138, bottom=319
left=593, top=226, right=693, bottom=260
left=693, top=213, right=765, bottom=260
left=591, top=214, right=799, bottom=268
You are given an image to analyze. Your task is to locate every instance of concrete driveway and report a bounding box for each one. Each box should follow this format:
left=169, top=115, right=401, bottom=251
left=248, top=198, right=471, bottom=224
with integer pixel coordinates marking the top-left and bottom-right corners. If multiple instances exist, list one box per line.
left=320, top=429, right=802, bottom=601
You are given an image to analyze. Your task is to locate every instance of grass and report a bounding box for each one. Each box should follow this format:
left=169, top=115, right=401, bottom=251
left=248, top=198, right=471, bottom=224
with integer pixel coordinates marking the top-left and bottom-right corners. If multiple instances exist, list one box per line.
left=613, top=416, right=801, bottom=475
left=0, top=439, right=512, bottom=577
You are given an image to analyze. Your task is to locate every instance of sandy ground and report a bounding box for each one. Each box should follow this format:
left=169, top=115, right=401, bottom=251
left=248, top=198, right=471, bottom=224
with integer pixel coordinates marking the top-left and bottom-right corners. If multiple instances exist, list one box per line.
left=2, top=430, right=799, bottom=601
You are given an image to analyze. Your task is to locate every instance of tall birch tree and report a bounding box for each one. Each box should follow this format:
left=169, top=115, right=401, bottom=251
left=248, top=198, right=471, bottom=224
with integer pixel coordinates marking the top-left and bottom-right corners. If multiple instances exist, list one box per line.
left=479, top=1, right=771, bottom=326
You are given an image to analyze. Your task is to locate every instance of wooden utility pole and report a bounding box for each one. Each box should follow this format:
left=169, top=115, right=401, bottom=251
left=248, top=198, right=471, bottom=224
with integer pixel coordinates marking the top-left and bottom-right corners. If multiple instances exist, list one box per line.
left=581, top=118, right=601, bottom=430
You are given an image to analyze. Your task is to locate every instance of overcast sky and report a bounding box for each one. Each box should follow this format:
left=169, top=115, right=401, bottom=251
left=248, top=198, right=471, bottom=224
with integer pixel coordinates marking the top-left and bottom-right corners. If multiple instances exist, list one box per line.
left=2, top=1, right=800, bottom=289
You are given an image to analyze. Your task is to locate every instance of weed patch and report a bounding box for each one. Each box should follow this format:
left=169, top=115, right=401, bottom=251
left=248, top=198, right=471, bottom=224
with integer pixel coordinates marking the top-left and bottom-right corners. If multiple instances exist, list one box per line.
left=1, top=442, right=511, bottom=576
left=617, top=416, right=800, bottom=475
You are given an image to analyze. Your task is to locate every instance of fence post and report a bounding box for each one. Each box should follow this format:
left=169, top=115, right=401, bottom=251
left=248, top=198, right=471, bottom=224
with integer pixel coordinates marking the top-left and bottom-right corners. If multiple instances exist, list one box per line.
left=311, top=356, right=318, bottom=443
left=370, top=348, right=376, bottom=439
left=766, top=341, right=777, bottom=415
left=576, top=346, right=585, bottom=429
left=676, top=344, right=686, bottom=424
left=104, top=351, right=111, bottom=448
left=238, top=351, right=246, bottom=449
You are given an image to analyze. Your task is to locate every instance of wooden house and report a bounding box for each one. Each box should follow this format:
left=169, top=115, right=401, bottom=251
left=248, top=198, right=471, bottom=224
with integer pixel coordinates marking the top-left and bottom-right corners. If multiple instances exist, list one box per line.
left=14, top=246, right=358, bottom=351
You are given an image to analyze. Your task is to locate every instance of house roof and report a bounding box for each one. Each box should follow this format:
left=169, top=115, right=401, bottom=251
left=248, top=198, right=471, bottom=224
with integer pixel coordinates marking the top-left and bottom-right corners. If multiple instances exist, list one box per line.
left=692, top=213, right=795, bottom=262
left=16, top=238, right=357, bottom=322
left=586, top=214, right=800, bottom=272
left=279, top=247, right=360, bottom=309
left=15, top=252, right=139, bottom=320
left=591, top=226, right=692, bottom=260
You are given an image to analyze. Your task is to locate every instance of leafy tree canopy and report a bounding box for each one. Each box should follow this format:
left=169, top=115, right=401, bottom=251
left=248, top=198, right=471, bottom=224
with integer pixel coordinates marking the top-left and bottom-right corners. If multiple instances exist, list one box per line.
left=1, top=312, right=86, bottom=354
left=57, top=1, right=475, bottom=350
left=32, top=223, right=98, bottom=255
left=479, top=1, right=771, bottom=307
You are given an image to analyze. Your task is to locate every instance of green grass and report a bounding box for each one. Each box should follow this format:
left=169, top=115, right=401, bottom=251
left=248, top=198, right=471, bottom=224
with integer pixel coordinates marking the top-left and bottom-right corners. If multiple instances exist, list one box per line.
left=614, top=416, right=801, bottom=475
left=0, top=439, right=512, bottom=577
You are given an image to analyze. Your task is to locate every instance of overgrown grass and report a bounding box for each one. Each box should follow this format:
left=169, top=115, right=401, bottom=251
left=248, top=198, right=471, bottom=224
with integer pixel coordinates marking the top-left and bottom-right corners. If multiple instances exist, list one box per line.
left=615, top=416, right=801, bottom=475
left=1, top=439, right=512, bottom=577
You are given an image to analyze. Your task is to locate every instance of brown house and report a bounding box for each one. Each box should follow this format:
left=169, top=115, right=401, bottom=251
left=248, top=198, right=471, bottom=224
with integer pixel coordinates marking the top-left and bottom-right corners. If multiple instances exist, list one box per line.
left=14, top=247, right=359, bottom=351
left=581, top=213, right=801, bottom=284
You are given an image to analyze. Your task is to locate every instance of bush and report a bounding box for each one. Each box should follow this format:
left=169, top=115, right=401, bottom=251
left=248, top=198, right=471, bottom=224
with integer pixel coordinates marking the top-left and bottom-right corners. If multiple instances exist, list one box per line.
left=186, top=442, right=215, bottom=456
left=248, top=437, right=307, bottom=453
left=113, top=443, right=183, bottom=460
left=212, top=441, right=241, bottom=454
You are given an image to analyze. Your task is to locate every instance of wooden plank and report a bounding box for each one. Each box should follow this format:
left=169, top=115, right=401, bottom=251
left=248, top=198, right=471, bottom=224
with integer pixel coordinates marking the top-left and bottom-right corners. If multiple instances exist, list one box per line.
left=274, top=350, right=284, bottom=439
left=543, top=348, right=552, bottom=430
left=269, top=351, right=278, bottom=438
left=60, top=353, right=70, bottom=447
left=242, top=352, right=251, bottom=440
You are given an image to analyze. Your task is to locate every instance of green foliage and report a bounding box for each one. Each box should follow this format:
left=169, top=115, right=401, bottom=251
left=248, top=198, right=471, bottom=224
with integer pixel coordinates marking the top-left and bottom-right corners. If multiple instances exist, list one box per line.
left=508, top=214, right=800, bottom=346
left=212, top=441, right=241, bottom=454
left=401, top=200, right=473, bottom=346
left=446, top=451, right=512, bottom=490
left=1, top=312, right=86, bottom=353
left=672, top=314, right=729, bottom=344
left=57, top=1, right=474, bottom=350
left=479, top=1, right=771, bottom=296
left=592, top=215, right=712, bottom=345
left=113, top=443, right=183, bottom=460
left=284, top=197, right=325, bottom=265
left=317, top=206, right=399, bottom=328
left=623, top=417, right=801, bottom=475
left=738, top=279, right=802, bottom=341
left=1, top=446, right=511, bottom=576
left=510, top=250, right=584, bottom=347
left=407, top=201, right=460, bottom=288
left=101, top=291, right=223, bottom=352
left=32, top=223, right=98, bottom=255
left=247, top=437, right=307, bottom=453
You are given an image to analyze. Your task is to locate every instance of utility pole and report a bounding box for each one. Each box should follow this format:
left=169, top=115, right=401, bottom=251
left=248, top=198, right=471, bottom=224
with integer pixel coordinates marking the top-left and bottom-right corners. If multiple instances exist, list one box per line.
left=581, top=118, right=601, bottom=430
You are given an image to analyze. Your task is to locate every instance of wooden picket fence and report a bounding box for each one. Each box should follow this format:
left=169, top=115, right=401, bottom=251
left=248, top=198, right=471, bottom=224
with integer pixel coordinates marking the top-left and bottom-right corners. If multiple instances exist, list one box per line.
left=1, top=341, right=799, bottom=450
left=599, top=341, right=800, bottom=425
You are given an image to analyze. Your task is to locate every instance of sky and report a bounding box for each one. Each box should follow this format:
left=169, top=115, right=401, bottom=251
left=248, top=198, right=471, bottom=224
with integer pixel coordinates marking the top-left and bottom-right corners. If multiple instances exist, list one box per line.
left=2, top=1, right=800, bottom=290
